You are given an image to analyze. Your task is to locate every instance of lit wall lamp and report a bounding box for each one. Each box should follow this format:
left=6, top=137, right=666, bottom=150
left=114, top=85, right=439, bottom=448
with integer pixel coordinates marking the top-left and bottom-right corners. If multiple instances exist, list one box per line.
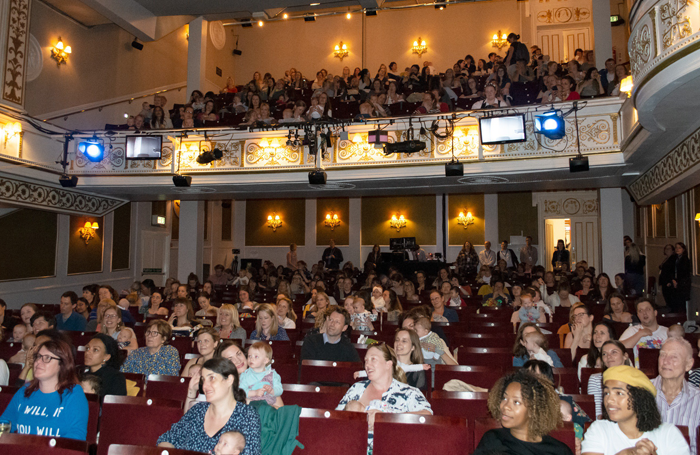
left=267, top=213, right=282, bottom=231
left=695, top=213, right=700, bottom=222
left=390, top=214, right=407, bottom=232
left=3, top=122, right=21, bottom=148
left=334, top=41, right=349, bottom=61
left=620, top=76, right=633, bottom=97
left=491, top=30, right=508, bottom=49
left=412, top=38, right=427, bottom=57
left=51, top=37, right=72, bottom=66
left=457, top=211, right=474, bottom=229
left=325, top=212, right=341, bottom=230
left=79, top=221, right=99, bottom=245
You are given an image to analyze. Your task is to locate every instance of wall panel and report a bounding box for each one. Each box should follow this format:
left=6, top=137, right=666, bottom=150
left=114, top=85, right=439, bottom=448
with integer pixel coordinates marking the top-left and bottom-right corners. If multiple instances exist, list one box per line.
left=448, top=194, right=485, bottom=246
left=68, top=215, right=104, bottom=275
left=245, top=199, right=305, bottom=246
left=361, top=195, right=436, bottom=246
left=316, top=198, right=349, bottom=246
left=0, top=209, right=57, bottom=280
left=111, top=203, right=131, bottom=271
left=498, top=192, right=538, bottom=244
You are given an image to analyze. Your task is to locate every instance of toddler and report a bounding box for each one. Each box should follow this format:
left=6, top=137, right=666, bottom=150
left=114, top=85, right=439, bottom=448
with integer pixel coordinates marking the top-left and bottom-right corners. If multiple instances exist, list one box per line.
left=80, top=373, right=102, bottom=396
left=413, top=317, right=446, bottom=363
left=371, top=287, right=385, bottom=312
left=212, top=431, right=246, bottom=455
left=448, top=287, right=463, bottom=307
left=117, top=327, right=138, bottom=353
left=239, top=342, right=283, bottom=407
left=523, top=331, right=554, bottom=366
left=668, top=324, right=685, bottom=338
left=9, top=323, right=27, bottom=343
left=351, top=298, right=374, bottom=331
left=9, top=333, right=35, bottom=366
left=518, top=295, right=540, bottom=324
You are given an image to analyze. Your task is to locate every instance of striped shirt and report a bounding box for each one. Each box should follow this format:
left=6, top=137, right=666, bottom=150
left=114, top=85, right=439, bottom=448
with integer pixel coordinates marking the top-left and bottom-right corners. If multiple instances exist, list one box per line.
left=587, top=372, right=604, bottom=418
left=652, top=376, right=700, bottom=455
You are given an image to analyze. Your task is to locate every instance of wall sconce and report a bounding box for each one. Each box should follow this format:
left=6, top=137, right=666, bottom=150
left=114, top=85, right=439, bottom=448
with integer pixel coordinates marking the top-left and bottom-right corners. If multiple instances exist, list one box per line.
left=620, top=76, right=633, bottom=97
left=51, top=37, right=72, bottom=66
left=491, top=30, right=508, bottom=49
left=267, top=213, right=282, bottom=231
left=390, top=214, right=407, bottom=232
left=3, top=122, right=21, bottom=148
left=325, top=212, right=341, bottom=230
left=695, top=213, right=700, bottom=222
left=79, top=221, right=99, bottom=245
left=412, top=38, right=427, bottom=57
left=334, top=41, right=348, bottom=61
left=457, top=211, right=474, bottom=229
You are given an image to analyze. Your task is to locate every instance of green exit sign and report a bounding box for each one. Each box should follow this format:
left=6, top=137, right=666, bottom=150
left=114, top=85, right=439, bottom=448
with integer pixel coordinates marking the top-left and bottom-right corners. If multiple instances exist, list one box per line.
left=610, top=15, right=620, bottom=22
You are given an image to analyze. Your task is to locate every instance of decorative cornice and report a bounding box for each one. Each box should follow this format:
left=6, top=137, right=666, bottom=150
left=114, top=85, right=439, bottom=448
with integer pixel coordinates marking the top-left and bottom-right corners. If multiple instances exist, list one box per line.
left=0, top=174, right=127, bottom=216
left=2, top=0, right=31, bottom=108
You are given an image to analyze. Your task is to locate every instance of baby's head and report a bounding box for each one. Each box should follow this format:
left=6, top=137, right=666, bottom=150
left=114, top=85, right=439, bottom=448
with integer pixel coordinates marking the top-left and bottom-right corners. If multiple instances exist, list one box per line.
left=117, top=327, right=135, bottom=344
left=214, top=431, right=246, bottom=455
left=523, top=330, right=547, bottom=354
left=520, top=292, right=534, bottom=309
left=12, top=323, right=27, bottom=342
left=189, top=364, right=202, bottom=378
left=248, top=341, right=273, bottom=371
left=22, top=333, right=36, bottom=351
left=81, top=373, right=101, bottom=395
left=668, top=324, right=685, bottom=338
left=450, top=287, right=460, bottom=299
left=353, top=298, right=365, bottom=315
left=559, top=399, right=572, bottom=422
left=414, top=317, right=432, bottom=337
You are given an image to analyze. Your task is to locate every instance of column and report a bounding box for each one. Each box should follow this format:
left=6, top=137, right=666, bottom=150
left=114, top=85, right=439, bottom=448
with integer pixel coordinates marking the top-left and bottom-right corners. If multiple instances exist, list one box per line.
left=349, top=198, right=362, bottom=267
left=600, top=188, right=625, bottom=276
left=435, top=195, right=445, bottom=259
left=592, top=0, right=613, bottom=68
left=232, top=200, right=246, bottom=269
left=484, top=194, right=499, bottom=246
left=304, top=199, right=317, bottom=266
left=621, top=190, right=636, bottom=241
left=186, top=17, right=208, bottom=98
left=178, top=200, right=204, bottom=283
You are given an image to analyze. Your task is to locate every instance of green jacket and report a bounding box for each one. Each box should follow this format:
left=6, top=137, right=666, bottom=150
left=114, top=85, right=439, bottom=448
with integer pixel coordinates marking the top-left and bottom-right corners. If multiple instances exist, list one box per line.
left=248, top=402, right=303, bottom=455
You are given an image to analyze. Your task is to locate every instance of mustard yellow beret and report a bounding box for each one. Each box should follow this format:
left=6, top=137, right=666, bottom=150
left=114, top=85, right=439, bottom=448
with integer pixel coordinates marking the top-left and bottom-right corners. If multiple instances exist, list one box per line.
left=603, top=365, right=656, bottom=397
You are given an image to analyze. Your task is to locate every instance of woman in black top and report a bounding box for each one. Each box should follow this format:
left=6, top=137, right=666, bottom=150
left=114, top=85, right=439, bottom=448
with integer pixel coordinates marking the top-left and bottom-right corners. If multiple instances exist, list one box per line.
left=551, top=239, right=570, bottom=271
left=473, top=370, right=573, bottom=455
left=624, top=243, right=646, bottom=296
left=658, top=243, right=676, bottom=308
left=365, top=244, right=382, bottom=272
left=81, top=333, right=127, bottom=397
left=668, top=242, right=692, bottom=313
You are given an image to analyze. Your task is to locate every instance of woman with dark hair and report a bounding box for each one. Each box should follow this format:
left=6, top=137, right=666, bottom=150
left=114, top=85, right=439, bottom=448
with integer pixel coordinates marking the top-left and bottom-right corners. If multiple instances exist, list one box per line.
left=383, top=289, right=403, bottom=322
left=82, top=333, right=127, bottom=396
left=150, top=106, right=173, bottom=129
left=82, top=284, right=99, bottom=310
left=582, top=365, right=689, bottom=454
left=238, top=286, right=257, bottom=314
left=473, top=370, right=573, bottom=454
left=512, top=323, right=564, bottom=368
left=1, top=338, right=88, bottom=440
left=588, top=340, right=631, bottom=418
left=624, top=243, right=646, bottom=296
left=143, top=290, right=169, bottom=317
left=594, top=273, right=616, bottom=304
left=667, top=242, right=692, bottom=313
left=577, top=67, right=605, bottom=97
left=551, top=239, right=570, bottom=271
left=456, top=241, right=479, bottom=277
left=658, top=243, right=676, bottom=308
left=121, top=319, right=180, bottom=376
left=366, top=244, right=382, bottom=272
left=603, top=293, right=635, bottom=323
left=578, top=320, right=616, bottom=379
left=158, top=358, right=262, bottom=454
left=168, top=298, right=197, bottom=328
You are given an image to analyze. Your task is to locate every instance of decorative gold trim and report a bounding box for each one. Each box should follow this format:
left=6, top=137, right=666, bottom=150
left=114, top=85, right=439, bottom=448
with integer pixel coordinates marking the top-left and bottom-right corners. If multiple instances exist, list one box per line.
left=649, top=7, right=658, bottom=58
left=610, top=114, right=619, bottom=145
left=632, top=39, right=700, bottom=104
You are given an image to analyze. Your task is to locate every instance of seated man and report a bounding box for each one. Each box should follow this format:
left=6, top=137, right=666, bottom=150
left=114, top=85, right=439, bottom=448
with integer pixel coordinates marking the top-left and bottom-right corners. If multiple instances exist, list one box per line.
left=55, top=291, right=87, bottom=331
left=300, top=307, right=360, bottom=362
left=620, top=298, right=668, bottom=368
left=652, top=337, right=700, bottom=455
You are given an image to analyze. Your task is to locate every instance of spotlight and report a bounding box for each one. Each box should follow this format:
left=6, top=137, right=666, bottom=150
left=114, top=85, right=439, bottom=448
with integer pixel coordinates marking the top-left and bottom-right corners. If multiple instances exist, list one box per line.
left=59, top=174, right=78, bottom=188
left=445, top=160, right=464, bottom=176
left=304, top=14, right=316, bottom=22
left=195, top=148, right=224, bottom=165
left=346, top=12, right=352, bottom=19
left=173, top=175, right=192, bottom=187
left=258, top=20, right=264, bottom=27
left=308, top=169, right=327, bottom=185
left=131, top=39, right=143, bottom=50
left=77, top=136, right=105, bottom=162
left=365, top=9, right=377, bottom=16
left=534, top=109, right=565, bottom=140
left=123, top=113, right=129, bottom=119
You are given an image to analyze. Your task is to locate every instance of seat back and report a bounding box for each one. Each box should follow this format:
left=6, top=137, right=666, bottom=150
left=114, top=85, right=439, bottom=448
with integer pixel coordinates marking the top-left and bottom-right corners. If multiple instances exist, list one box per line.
left=0, top=434, right=89, bottom=455
left=282, top=384, right=348, bottom=409
left=552, top=368, right=579, bottom=394
left=86, top=393, right=100, bottom=446
left=97, top=396, right=184, bottom=455
left=434, top=365, right=505, bottom=391
left=565, top=394, right=596, bottom=420
left=145, top=375, right=190, bottom=402
left=430, top=391, right=490, bottom=419
left=0, top=385, right=19, bottom=413
left=373, top=413, right=471, bottom=455
left=455, top=347, right=512, bottom=367
left=300, top=360, right=362, bottom=386
left=295, top=408, right=368, bottom=455
left=107, top=444, right=205, bottom=455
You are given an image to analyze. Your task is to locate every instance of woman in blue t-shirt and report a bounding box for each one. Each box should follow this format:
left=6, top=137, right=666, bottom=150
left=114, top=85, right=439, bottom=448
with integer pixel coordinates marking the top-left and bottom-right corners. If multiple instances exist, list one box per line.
left=1, top=338, right=88, bottom=440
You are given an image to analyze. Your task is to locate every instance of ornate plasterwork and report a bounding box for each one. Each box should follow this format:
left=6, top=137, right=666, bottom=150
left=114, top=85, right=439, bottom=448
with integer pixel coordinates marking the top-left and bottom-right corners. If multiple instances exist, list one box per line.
left=659, top=0, right=692, bottom=49
left=2, top=0, right=31, bottom=106
left=543, top=197, right=599, bottom=216
left=244, top=139, right=302, bottom=167
left=628, top=126, right=700, bottom=201
left=0, top=174, right=126, bottom=215
left=537, top=7, right=591, bottom=23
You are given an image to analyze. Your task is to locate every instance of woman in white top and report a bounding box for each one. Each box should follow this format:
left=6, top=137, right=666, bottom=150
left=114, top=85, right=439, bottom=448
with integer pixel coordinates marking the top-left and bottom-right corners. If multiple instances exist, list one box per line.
left=472, top=83, right=510, bottom=109
left=582, top=365, right=689, bottom=455
left=275, top=296, right=297, bottom=329
left=588, top=340, right=630, bottom=419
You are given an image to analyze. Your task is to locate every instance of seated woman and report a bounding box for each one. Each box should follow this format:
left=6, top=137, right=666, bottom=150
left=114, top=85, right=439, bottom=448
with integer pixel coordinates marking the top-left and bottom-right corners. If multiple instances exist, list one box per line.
left=337, top=344, right=432, bottom=452
left=394, top=329, right=429, bottom=390
left=588, top=340, right=631, bottom=419
left=577, top=68, right=605, bottom=97
left=403, top=280, right=420, bottom=303
left=564, top=303, right=594, bottom=360
left=429, top=290, right=459, bottom=323
left=382, top=289, right=403, bottom=322
left=473, top=370, right=573, bottom=455
left=472, top=82, right=510, bottom=109
left=158, top=358, right=262, bottom=455
left=249, top=304, right=289, bottom=341
left=582, top=365, right=689, bottom=455
left=512, top=323, right=564, bottom=368
left=559, top=75, right=581, bottom=101
left=1, top=338, right=88, bottom=440
left=302, top=291, right=331, bottom=319
left=195, top=292, right=219, bottom=318
left=460, top=77, right=483, bottom=100
left=575, top=276, right=595, bottom=302
left=578, top=320, right=616, bottom=380
left=275, top=297, right=297, bottom=329
left=81, top=333, right=127, bottom=396
left=182, top=328, right=220, bottom=377
left=603, top=292, right=635, bottom=323
left=216, top=304, right=246, bottom=343
left=142, top=290, right=169, bottom=317
left=101, top=304, right=123, bottom=339
left=169, top=298, right=198, bottom=329
left=237, top=287, right=257, bottom=315
left=121, top=319, right=181, bottom=376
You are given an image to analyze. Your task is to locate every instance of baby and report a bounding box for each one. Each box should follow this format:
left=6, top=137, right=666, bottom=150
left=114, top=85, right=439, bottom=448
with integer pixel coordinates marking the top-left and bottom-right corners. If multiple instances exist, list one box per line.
left=448, top=287, right=462, bottom=307
left=80, top=373, right=102, bottom=396
left=351, top=298, right=374, bottom=332
left=413, top=317, right=446, bottom=362
left=9, top=333, right=35, bottom=366
left=518, top=294, right=540, bottom=324
left=212, top=431, right=246, bottom=455
left=523, top=331, right=554, bottom=366
left=370, top=287, right=385, bottom=312
left=560, top=399, right=584, bottom=453
left=668, top=324, right=685, bottom=338
left=9, top=323, right=27, bottom=343
left=117, top=327, right=138, bottom=353
left=238, top=342, right=283, bottom=407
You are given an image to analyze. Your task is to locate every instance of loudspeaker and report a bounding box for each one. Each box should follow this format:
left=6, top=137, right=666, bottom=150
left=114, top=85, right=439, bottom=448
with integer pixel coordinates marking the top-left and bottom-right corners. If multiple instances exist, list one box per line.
left=569, top=156, right=589, bottom=173
left=445, top=161, right=464, bottom=177
left=131, top=40, right=143, bottom=50
left=59, top=175, right=78, bottom=188
left=308, top=170, right=327, bottom=185
left=173, top=175, right=192, bottom=187
left=232, top=49, right=242, bottom=56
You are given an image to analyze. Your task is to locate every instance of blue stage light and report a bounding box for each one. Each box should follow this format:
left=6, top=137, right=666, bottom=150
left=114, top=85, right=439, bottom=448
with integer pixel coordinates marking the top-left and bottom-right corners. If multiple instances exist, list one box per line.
left=534, top=110, right=566, bottom=140
left=78, top=137, right=105, bottom=162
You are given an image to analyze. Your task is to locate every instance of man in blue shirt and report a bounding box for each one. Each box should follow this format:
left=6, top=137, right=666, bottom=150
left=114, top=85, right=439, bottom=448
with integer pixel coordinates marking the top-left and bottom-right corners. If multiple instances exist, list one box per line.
left=55, top=291, right=87, bottom=331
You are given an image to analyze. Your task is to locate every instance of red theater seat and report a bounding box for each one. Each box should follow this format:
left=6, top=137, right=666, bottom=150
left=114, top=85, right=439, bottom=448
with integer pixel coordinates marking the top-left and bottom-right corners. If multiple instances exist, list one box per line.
left=294, top=409, right=368, bottom=455
left=0, top=434, right=89, bottom=455
left=373, top=413, right=471, bottom=455
left=455, top=347, right=512, bottom=367
left=434, top=365, right=506, bottom=391
left=145, top=375, right=190, bottom=402
left=430, top=390, right=490, bottom=419
left=282, top=384, right=348, bottom=409
left=300, top=360, right=362, bottom=386
left=107, top=445, right=204, bottom=455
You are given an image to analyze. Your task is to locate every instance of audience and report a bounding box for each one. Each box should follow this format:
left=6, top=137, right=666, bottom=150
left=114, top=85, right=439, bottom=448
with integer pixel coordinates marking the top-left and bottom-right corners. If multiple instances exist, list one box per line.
left=120, top=319, right=181, bottom=376
left=620, top=298, right=668, bottom=368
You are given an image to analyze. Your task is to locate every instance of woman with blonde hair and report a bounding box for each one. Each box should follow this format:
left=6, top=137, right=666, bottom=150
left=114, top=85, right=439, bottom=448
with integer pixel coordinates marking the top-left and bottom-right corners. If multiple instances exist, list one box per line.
left=286, top=243, right=298, bottom=271
left=275, top=296, right=297, bottom=329
left=250, top=304, right=288, bottom=341
left=181, top=327, right=220, bottom=377
left=303, top=291, right=331, bottom=319
left=216, top=304, right=246, bottom=343
left=86, top=299, right=114, bottom=332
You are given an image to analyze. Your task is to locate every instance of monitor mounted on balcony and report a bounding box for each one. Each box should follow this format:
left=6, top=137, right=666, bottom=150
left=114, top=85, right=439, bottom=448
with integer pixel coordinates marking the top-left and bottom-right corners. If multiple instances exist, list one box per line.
left=126, top=135, right=163, bottom=160
left=478, top=114, right=527, bottom=145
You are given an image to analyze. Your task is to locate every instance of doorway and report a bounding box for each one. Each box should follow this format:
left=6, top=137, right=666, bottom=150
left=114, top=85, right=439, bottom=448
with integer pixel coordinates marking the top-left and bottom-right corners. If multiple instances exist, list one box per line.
left=545, top=219, right=570, bottom=271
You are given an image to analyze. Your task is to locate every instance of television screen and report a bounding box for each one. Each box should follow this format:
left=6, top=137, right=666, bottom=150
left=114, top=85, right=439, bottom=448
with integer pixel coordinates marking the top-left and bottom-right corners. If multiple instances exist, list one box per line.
left=126, top=135, right=162, bottom=160
left=478, top=114, right=527, bottom=145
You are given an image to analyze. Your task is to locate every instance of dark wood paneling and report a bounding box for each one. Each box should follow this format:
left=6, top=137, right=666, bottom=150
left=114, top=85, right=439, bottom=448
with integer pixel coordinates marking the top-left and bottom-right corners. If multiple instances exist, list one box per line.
left=112, top=203, right=131, bottom=271
left=448, top=194, right=485, bottom=246
left=68, top=215, right=104, bottom=275
left=361, top=195, right=436, bottom=246
left=498, top=192, right=538, bottom=244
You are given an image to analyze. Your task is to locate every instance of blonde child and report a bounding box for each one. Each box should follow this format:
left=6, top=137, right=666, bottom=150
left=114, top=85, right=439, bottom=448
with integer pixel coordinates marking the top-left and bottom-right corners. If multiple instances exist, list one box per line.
left=212, top=430, right=246, bottom=455
left=668, top=323, right=685, bottom=338
left=351, top=297, right=374, bottom=331
left=414, top=317, right=457, bottom=365
left=9, top=323, right=27, bottom=343
left=9, top=333, right=35, bottom=366
left=239, top=341, right=283, bottom=407
left=117, top=327, right=138, bottom=354
left=523, top=330, right=554, bottom=366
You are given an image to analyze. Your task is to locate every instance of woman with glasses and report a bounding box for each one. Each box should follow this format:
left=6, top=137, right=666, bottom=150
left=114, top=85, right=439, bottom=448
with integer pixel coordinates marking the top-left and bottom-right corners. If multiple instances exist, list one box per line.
left=564, top=303, right=594, bottom=361
left=100, top=304, right=123, bottom=339
left=182, top=328, right=220, bottom=377
left=120, top=319, right=180, bottom=376
left=81, top=333, right=127, bottom=396
left=1, top=338, right=89, bottom=440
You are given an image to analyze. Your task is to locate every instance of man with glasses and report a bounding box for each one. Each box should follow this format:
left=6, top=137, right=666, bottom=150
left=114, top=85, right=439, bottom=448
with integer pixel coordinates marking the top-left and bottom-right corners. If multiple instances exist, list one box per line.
left=56, top=291, right=87, bottom=331
left=120, top=319, right=180, bottom=376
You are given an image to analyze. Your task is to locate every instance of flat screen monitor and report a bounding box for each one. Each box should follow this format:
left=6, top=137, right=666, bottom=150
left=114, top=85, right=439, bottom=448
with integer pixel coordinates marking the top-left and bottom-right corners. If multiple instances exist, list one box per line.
left=389, top=238, right=404, bottom=251
left=126, top=135, right=162, bottom=160
left=403, top=237, right=417, bottom=250
left=478, top=114, right=527, bottom=145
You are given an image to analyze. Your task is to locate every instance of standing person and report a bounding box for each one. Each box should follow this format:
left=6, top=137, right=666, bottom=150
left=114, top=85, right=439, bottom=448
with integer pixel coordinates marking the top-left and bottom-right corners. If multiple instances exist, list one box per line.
left=625, top=243, right=646, bottom=296
left=498, top=240, right=520, bottom=270
left=208, top=264, right=228, bottom=286
left=322, top=239, right=344, bottom=270
left=366, top=244, right=382, bottom=271
left=286, top=243, right=298, bottom=271
left=479, top=241, right=497, bottom=267
left=668, top=243, right=692, bottom=314
left=410, top=244, right=427, bottom=262
left=456, top=241, right=479, bottom=278
left=519, top=236, right=538, bottom=271
left=620, top=299, right=668, bottom=368
left=659, top=244, right=677, bottom=309
left=551, top=239, right=570, bottom=271
left=56, top=291, right=87, bottom=331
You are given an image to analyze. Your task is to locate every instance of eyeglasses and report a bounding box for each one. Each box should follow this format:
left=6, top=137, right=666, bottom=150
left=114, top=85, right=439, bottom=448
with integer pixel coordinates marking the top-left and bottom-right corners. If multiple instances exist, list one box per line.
left=104, top=314, right=119, bottom=319
left=145, top=330, right=161, bottom=337
left=36, top=354, right=61, bottom=364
